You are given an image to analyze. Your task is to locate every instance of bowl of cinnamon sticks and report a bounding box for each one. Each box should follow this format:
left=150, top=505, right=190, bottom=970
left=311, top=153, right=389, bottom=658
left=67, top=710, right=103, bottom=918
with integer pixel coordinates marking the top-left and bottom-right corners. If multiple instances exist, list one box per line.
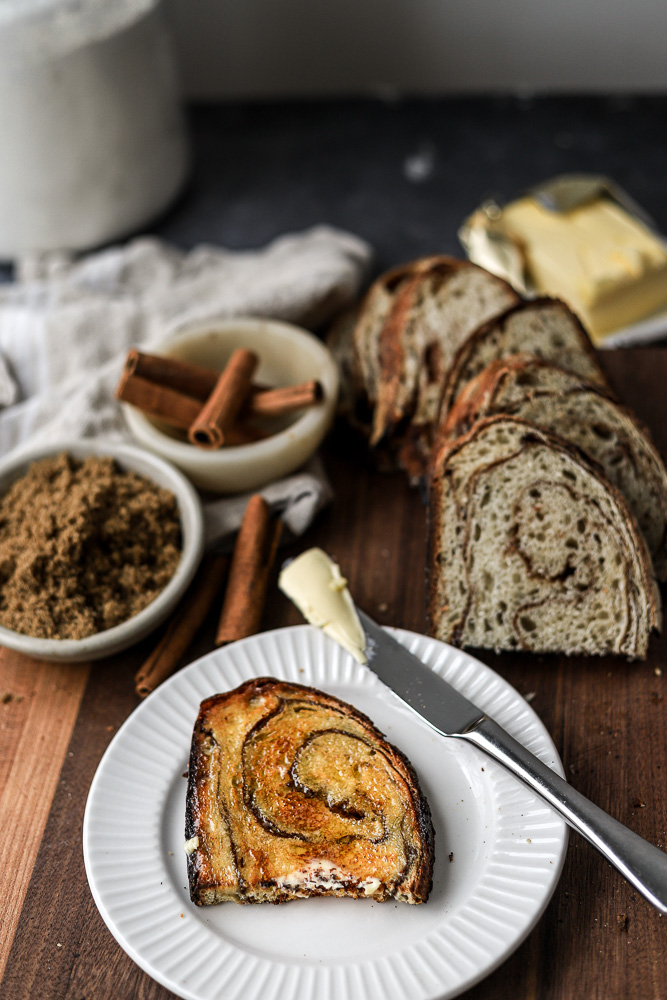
left=118, top=318, right=339, bottom=493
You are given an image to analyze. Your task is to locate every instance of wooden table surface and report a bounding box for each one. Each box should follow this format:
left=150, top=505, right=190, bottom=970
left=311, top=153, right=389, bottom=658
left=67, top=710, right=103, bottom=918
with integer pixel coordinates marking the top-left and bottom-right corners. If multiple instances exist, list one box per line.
left=1, top=347, right=666, bottom=1000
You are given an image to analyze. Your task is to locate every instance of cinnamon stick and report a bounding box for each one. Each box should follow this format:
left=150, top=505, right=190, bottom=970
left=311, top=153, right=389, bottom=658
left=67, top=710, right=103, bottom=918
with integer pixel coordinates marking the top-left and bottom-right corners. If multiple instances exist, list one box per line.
left=120, top=349, right=322, bottom=424
left=116, top=368, right=267, bottom=442
left=248, top=380, right=323, bottom=417
left=122, top=349, right=271, bottom=401
left=189, top=348, right=259, bottom=449
left=124, top=348, right=218, bottom=400
left=115, top=371, right=201, bottom=429
left=216, top=494, right=283, bottom=645
left=134, top=554, right=229, bottom=698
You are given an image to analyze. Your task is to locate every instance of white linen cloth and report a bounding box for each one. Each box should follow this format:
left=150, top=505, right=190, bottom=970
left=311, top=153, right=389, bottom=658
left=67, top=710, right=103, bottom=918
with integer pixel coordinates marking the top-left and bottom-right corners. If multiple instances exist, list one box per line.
left=0, top=226, right=372, bottom=542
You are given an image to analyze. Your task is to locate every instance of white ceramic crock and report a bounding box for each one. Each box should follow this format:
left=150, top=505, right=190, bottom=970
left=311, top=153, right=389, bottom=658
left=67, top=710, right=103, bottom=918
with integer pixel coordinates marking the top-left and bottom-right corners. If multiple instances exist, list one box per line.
left=0, top=0, right=189, bottom=258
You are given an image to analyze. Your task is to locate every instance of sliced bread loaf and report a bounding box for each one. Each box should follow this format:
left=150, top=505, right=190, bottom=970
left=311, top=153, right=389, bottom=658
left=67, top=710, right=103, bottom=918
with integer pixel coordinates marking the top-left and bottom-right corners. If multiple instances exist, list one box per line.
left=428, top=416, right=660, bottom=659
left=439, top=298, right=609, bottom=424
left=441, top=355, right=667, bottom=579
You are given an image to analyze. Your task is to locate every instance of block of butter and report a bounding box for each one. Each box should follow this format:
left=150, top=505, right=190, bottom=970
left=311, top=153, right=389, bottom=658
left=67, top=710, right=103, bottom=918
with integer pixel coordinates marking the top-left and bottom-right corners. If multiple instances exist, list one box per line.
left=460, top=176, right=667, bottom=346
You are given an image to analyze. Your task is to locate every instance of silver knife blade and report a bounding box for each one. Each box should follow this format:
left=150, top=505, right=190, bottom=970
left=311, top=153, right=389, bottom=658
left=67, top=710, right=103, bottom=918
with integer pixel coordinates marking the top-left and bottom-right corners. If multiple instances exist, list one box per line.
left=355, top=608, right=667, bottom=914
left=358, top=609, right=485, bottom=735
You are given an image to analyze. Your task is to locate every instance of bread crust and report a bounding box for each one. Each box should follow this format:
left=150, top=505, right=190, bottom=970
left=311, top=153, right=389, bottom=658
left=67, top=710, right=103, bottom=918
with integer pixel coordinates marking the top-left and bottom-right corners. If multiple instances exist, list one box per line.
left=186, top=677, right=435, bottom=906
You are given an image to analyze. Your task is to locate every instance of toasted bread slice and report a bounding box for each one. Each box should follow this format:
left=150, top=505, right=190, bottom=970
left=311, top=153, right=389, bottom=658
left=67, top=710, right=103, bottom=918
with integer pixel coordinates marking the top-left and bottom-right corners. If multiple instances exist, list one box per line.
left=440, top=355, right=667, bottom=579
left=428, top=416, right=660, bottom=659
left=439, top=298, right=609, bottom=424
left=186, top=677, right=434, bottom=905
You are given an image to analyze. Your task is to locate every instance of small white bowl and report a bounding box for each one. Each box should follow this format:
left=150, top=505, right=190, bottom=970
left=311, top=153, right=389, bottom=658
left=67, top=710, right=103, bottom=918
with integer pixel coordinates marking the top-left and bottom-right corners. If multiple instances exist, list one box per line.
left=122, top=317, right=339, bottom=493
left=0, top=440, right=204, bottom=663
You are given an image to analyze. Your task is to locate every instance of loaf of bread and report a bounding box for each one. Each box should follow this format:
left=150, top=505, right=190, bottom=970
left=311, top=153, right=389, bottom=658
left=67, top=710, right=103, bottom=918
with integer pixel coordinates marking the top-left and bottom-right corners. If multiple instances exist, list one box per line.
left=328, top=255, right=519, bottom=477
left=185, top=677, right=434, bottom=905
left=428, top=416, right=661, bottom=659
left=441, top=355, right=667, bottom=580
left=439, top=297, right=608, bottom=424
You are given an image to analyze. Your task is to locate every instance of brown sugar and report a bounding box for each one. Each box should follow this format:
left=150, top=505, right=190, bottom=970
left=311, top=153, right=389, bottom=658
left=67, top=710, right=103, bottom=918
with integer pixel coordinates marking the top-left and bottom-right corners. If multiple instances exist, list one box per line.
left=0, top=452, right=182, bottom=640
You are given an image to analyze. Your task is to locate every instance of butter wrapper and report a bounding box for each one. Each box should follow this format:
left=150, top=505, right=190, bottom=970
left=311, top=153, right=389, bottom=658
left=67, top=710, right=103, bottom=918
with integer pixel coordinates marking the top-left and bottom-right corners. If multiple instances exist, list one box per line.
left=459, top=174, right=667, bottom=348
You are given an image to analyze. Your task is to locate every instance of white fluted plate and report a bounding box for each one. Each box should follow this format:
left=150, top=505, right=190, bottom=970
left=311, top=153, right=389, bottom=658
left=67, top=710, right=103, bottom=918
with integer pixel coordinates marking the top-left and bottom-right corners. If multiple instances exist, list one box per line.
left=83, top=625, right=568, bottom=1000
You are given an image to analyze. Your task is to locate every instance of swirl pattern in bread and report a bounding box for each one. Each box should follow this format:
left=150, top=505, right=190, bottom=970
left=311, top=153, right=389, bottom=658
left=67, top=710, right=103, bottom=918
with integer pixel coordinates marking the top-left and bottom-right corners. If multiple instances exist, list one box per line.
left=186, top=677, right=434, bottom=905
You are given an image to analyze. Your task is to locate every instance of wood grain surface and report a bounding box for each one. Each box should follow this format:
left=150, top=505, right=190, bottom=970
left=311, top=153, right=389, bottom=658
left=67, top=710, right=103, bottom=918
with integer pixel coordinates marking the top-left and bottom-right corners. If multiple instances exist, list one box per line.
left=0, top=652, right=90, bottom=980
left=1, top=348, right=666, bottom=1000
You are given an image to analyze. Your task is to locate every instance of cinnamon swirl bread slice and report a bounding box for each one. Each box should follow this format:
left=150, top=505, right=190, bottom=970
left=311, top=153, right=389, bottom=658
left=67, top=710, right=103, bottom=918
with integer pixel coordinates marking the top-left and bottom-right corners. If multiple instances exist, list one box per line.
left=441, top=356, right=667, bottom=579
left=186, top=678, right=434, bottom=905
left=439, top=298, right=609, bottom=423
left=327, top=255, right=521, bottom=480
left=428, top=417, right=660, bottom=658
left=363, top=257, right=519, bottom=444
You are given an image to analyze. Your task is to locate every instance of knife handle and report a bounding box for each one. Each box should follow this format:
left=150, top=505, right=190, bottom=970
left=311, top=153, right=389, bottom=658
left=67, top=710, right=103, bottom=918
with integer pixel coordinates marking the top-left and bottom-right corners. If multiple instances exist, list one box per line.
left=462, top=717, right=667, bottom=914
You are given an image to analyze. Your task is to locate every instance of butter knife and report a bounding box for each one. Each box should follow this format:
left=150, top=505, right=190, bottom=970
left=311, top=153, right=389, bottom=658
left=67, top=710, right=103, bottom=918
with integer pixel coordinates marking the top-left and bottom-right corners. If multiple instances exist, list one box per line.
left=357, top=608, right=667, bottom=914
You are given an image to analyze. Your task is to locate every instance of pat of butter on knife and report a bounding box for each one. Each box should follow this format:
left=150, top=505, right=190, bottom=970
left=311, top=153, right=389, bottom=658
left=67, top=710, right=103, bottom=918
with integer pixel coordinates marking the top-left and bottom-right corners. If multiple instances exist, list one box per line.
left=278, top=547, right=367, bottom=664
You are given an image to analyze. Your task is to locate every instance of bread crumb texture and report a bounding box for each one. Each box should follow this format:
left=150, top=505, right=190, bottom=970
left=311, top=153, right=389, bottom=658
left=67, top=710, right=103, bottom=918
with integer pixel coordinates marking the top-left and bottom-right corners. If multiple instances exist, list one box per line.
left=0, top=452, right=181, bottom=639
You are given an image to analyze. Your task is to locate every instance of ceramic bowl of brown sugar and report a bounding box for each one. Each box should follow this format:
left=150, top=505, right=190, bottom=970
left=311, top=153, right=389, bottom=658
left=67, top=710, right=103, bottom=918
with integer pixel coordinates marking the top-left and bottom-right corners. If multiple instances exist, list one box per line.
left=0, top=440, right=204, bottom=663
